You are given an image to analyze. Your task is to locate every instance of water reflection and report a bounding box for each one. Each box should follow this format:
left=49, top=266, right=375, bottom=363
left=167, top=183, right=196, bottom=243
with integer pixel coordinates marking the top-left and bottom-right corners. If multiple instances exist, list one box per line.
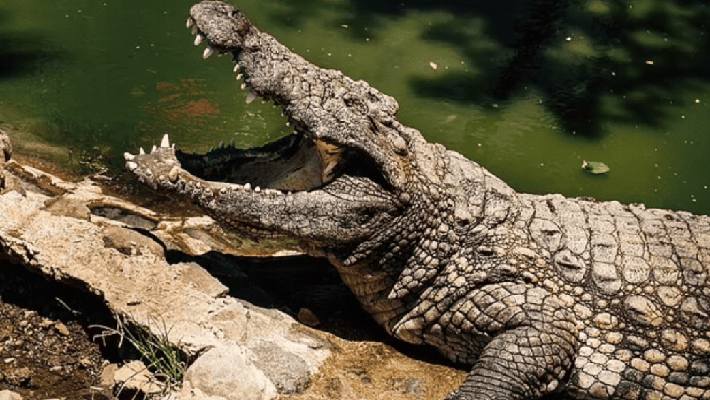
left=0, top=11, right=61, bottom=80
left=271, top=0, right=710, bottom=137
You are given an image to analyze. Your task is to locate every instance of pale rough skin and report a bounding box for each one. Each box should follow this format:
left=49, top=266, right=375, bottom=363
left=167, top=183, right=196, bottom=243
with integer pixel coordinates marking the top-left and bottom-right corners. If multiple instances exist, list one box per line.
left=126, top=2, right=710, bottom=399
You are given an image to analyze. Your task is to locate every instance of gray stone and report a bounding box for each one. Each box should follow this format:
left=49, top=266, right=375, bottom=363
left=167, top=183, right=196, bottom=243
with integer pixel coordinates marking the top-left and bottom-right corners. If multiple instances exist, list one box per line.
left=250, top=340, right=311, bottom=394
left=183, top=346, right=277, bottom=400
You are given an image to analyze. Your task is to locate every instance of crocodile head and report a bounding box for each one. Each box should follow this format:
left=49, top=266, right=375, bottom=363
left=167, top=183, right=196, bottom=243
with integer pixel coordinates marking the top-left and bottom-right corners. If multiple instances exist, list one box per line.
left=124, top=1, right=427, bottom=260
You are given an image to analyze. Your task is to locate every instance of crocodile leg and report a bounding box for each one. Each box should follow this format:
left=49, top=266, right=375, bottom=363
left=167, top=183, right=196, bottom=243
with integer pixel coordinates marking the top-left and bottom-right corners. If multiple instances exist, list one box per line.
left=449, top=328, right=570, bottom=399
left=418, top=283, right=579, bottom=400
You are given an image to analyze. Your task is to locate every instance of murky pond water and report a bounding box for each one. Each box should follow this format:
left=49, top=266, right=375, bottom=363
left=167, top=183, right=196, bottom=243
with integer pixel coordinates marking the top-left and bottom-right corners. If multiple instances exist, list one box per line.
left=0, top=0, right=708, bottom=213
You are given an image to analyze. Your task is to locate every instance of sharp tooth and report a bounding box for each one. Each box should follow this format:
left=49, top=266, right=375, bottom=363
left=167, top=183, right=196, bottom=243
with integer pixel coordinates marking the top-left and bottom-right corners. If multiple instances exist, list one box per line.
left=186, top=18, right=194, bottom=28
left=254, top=186, right=261, bottom=192
left=244, top=183, right=251, bottom=190
left=194, top=34, right=204, bottom=46
left=151, top=145, right=157, bottom=153
left=171, top=143, right=175, bottom=150
left=126, top=161, right=138, bottom=171
left=245, top=91, right=257, bottom=104
left=123, top=152, right=135, bottom=161
left=203, top=47, right=214, bottom=59
left=139, top=147, right=146, bottom=155
left=233, top=64, right=240, bottom=73
left=240, top=83, right=246, bottom=90
left=161, top=134, right=170, bottom=148
left=323, top=160, right=338, bottom=179
left=236, top=73, right=243, bottom=80
left=191, top=26, right=198, bottom=35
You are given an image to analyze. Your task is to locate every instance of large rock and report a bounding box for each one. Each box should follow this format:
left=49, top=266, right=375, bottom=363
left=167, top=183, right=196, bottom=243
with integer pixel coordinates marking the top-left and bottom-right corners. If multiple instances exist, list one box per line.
left=182, top=346, right=277, bottom=400
left=0, top=154, right=328, bottom=397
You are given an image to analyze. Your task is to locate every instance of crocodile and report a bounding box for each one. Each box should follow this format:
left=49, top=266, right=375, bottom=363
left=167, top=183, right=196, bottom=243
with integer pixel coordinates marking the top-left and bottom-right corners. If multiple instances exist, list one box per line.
left=124, top=2, right=710, bottom=399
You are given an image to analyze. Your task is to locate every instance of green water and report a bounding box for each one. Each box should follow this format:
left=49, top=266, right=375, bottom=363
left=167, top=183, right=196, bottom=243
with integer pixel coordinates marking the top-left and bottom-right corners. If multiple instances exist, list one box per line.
left=0, top=0, right=708, bottom=214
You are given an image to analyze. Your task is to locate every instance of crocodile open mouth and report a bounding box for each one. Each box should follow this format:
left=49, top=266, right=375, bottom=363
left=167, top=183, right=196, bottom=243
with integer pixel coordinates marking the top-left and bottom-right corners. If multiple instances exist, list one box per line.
left=175, top=132, right=345, bottom=193
left=116, top=0, right=404, bottom=203
left=167, top=15, right=384, bottom=194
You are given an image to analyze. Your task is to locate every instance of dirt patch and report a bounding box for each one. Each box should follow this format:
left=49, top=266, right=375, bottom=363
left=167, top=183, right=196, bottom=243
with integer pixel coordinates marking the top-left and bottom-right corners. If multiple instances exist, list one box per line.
left=0, top=263, right=115, bottom=400
left=282, top=335, right=466, bottom=400
left=0, top=301, right=110, bottom=399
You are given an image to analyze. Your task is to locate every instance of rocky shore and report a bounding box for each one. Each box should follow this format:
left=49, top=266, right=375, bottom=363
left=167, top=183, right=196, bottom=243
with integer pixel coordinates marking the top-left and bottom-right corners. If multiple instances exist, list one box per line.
left=0, top=131, right=465, bottom=399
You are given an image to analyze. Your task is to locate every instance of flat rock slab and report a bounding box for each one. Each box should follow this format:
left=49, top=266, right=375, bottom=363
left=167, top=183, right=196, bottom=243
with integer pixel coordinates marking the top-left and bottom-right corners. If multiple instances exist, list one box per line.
left=0, top=161, right=328, bottom=399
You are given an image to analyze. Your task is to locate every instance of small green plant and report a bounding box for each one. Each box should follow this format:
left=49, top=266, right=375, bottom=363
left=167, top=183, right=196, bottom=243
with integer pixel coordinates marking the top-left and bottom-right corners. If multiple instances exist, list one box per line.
left=92, top=315, right=188, bottom=398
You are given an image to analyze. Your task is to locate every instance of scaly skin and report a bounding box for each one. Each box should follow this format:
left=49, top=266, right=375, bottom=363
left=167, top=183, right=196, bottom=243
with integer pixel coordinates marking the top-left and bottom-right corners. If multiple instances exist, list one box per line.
left=124, top=2, right=710, bottom=399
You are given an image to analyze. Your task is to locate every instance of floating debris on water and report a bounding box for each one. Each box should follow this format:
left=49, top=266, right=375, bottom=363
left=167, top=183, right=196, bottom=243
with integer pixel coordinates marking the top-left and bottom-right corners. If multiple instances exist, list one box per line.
left=429, top=61, right=438, bottom=70
left=695, top=98, right=701, bottom=104
left=645, top=60, right=654, bottom=65
left=582, top=160, right=610, bottom=175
